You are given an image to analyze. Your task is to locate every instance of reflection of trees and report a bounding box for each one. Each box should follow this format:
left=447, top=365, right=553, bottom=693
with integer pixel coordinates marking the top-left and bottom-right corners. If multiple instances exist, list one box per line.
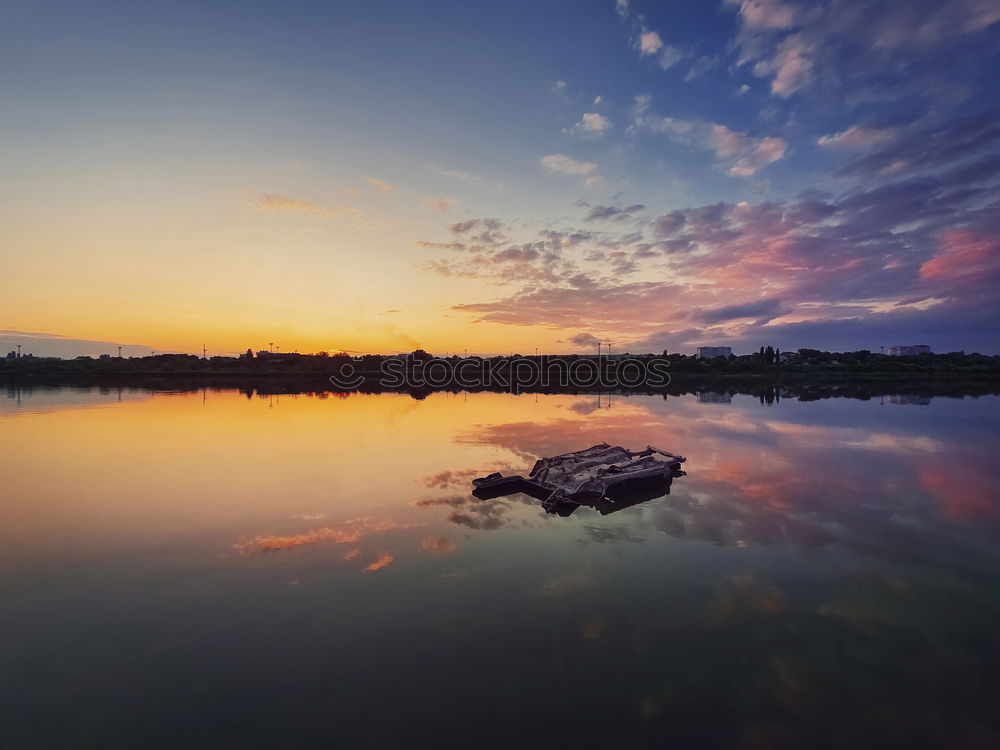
left=4, top=369, right=999, bottom=401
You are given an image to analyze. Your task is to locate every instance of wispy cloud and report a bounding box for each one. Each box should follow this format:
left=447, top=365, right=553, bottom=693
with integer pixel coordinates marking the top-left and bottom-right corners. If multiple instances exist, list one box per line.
left=817, top=124, right=899, bottom=149
left=637, top=30, right=663, bottom=56
left=631, top=95, right=787, bottom=176
left=540, top=153, right=603, bottom=186
left=565, top=112, right=613, bottom=138
left=551, top=79, right=571, bottom=101
left=566, top=332, right=603, bottom=348
left=412, top=108, right=1000, bottom=354
left=753, top=33, right=815, bottom=96
left=583, top=204, right=645, bottom=222
left=423, top=196, right=455, bottom=211
left=366, top=177, right=395, bottom=193
left=658, top=45, right=687, bottom=70
left=684, top=54, right=720, bottom=82
left=251, top=194, right=359, bottom=218
left=617, top=2, right=695, bottom=74
left=579, top=112, right=612, bottom=134
left=727, top=0, right=799, bottom=31
left=725, top=0, right=1000, bottom=98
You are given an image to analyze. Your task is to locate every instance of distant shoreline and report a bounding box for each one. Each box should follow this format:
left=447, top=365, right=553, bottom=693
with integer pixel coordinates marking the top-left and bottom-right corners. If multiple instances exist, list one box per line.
left=4, top=370, right=999, bottom=401
left=4, top=349, right=999, bottom=400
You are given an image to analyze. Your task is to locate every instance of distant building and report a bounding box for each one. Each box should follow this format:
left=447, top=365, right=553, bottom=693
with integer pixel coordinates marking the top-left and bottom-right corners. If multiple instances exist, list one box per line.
left=778, top=351, right=796, bottom=364
left=886, top=345, right=932, bottom=356
left=697, top=346, right=732, bottom=358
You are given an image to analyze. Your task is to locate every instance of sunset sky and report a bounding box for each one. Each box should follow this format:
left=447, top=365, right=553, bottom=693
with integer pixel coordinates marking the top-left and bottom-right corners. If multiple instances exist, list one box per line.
left=3, top=0, right=999, bottom=357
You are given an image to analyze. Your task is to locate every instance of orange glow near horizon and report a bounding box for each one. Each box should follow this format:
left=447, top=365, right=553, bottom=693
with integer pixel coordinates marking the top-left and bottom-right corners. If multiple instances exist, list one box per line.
left=1, top=195, right=625, bottom=357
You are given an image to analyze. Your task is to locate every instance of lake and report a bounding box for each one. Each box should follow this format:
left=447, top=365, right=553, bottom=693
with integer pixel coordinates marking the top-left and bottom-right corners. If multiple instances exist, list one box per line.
left=2, top=384, right=1000, bottom=748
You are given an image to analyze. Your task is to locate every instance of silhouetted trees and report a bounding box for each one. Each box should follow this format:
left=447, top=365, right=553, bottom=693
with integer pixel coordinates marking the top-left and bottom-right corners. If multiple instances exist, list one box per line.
left=2, top=348, right=998, bottom=387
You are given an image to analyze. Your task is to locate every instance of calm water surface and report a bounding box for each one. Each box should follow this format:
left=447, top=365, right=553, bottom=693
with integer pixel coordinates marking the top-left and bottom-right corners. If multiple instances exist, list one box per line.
left=2, top=386, right=1000, bottom=749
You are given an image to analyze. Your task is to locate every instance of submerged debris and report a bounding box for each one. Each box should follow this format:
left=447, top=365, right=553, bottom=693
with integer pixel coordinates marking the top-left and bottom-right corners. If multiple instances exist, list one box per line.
left=472, top=443, right=686, bottom=516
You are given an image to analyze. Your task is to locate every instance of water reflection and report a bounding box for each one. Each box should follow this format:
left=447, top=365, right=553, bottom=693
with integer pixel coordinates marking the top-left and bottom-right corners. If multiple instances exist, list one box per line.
left=2, top=385, right=1000, bottom=748
left=887, top=394, right=932, bottom=405
left=2, top=382, right=156, bottom=414
left=698, top=390, right=733, bottom=404
left=489, top=473, right=680, bottom=517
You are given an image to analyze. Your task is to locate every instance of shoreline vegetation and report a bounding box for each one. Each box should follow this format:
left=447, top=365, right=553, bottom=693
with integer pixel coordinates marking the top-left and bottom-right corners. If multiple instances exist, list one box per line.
left=3, top=349, right=999, bottom=399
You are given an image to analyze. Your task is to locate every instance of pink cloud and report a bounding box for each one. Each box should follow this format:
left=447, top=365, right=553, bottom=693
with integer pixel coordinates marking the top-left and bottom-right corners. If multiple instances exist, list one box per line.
left=759, top=34, right=815, bottom=97
left=731, top=0, right=799, bottom=30
left=638, top=30, right=664, bottom=56
left=706, top=124, right=747, bottom=158
left=633, top=97, right=787, bottom=176
left=818, top=125, right=898, bottom=149
left=920, top=230, right=1000, bottom=280
left=729, top=136, right=788, bottom=176
left=728, top=0, right=1000, bottom=98
left=417, top=111, right=1000, bottom=352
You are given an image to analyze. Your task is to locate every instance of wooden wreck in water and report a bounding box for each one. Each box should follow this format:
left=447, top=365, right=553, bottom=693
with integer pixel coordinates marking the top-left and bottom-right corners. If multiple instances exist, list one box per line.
left=472, top=443, right=686, bottom=516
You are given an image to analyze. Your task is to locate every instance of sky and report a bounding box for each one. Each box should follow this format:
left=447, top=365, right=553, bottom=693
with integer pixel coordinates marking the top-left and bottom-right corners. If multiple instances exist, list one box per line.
left=2, top=0, right=999, bottom=357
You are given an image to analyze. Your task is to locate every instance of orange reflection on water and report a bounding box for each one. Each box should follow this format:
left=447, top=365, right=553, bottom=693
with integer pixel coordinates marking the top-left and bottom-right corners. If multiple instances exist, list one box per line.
left=421, top=535, right=456, bottom=554
left=3, top=387, right=998, bottom=571
left=364, top=551, right=395, bottom=571
left=237, top=517, right=407, bottom=553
